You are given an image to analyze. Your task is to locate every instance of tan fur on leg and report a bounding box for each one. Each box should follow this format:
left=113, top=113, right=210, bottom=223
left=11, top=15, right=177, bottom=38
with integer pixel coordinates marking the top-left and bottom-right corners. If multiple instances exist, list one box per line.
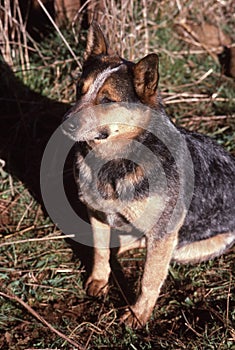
left=85, top=213, right=111, bottom=296
left=120, top=230, right=178, bottom=328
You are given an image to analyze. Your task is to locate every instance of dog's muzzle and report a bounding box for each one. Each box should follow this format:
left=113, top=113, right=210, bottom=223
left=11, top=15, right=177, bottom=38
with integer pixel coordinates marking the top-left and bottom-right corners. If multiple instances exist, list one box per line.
left=61, top=111, right=80, bottom=139
left=61, top=109, right=110, bottom=142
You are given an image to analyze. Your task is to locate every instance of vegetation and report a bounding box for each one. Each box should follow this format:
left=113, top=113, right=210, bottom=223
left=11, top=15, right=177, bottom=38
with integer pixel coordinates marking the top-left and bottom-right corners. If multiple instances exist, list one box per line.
left=0, top=0, right=234, bottom=349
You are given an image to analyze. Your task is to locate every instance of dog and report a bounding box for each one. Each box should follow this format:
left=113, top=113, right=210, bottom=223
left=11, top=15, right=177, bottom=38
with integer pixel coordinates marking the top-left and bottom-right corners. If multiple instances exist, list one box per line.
left=62, top=22, right=235, bottom=328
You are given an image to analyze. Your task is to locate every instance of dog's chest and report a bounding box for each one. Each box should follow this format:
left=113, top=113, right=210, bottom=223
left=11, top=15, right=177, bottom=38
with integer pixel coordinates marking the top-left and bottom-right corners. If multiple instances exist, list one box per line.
left=75, top=153, right=145, bottom=196
left=74, top=149, right=168, bottom=231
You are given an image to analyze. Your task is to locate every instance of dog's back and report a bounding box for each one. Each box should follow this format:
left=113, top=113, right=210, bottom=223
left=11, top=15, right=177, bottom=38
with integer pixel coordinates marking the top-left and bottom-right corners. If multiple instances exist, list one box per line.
left=180, top=128, right=235, bottom=245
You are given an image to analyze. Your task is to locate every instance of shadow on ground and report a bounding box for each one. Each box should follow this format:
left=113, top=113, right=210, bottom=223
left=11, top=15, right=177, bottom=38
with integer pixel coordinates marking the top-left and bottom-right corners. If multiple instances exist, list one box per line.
left=0, top=61, right=135, bottom=303
left=0, top=61, right=94, bottom=269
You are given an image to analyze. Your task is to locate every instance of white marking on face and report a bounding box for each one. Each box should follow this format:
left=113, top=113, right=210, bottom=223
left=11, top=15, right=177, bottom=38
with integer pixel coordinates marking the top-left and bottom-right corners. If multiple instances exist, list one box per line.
left=84, top=66, right=121, bottom=101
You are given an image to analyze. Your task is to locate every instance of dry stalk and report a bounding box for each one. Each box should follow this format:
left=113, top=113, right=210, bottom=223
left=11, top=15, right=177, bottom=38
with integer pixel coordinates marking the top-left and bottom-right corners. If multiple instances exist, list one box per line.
left=36, top=0, right=81, bottom=69
left=0, top=234, right=74, bottom=248
left=0, top=0, right=30, bottom=75
left=142, top=0, right=149, bottom=55
left=164, top=96, right=235, bottom=105
left=15, top=0, right=30, bottom=73
left=181, top=115, right=235, bottom=122
left=87, top=0, right=157, bottom=60
left=176, top=20, right=219, bottom=64
left=0, top=0, right=45, bottom=77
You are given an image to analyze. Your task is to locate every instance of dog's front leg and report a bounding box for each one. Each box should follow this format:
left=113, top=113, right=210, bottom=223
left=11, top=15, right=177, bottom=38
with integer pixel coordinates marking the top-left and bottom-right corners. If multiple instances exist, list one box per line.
left=121, top=229, right=178, bottom=328
left=85, top=212, right=111, bottom=297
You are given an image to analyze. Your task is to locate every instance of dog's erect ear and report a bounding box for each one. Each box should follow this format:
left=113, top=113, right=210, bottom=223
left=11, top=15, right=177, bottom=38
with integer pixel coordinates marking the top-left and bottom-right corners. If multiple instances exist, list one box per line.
left=84, top=22, right=108, bottom=60
left=133, top=54, right=159, bottom=99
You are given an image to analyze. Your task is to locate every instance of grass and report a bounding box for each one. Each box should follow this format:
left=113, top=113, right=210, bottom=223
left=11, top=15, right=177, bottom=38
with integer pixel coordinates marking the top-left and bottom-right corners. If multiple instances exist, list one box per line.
left=0, top=0, right=235, bottom=349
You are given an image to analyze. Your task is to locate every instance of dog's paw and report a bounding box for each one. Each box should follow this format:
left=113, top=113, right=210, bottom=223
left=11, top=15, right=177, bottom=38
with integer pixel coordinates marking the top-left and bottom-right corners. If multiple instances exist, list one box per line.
left=85, top=277, right=109, bottom=297
left=120, top=307, right=150, bottom=329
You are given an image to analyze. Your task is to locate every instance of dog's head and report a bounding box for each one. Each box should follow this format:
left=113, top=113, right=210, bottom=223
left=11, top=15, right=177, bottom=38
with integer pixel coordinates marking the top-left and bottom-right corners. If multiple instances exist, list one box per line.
left=63, top=22, right=161, bottom=144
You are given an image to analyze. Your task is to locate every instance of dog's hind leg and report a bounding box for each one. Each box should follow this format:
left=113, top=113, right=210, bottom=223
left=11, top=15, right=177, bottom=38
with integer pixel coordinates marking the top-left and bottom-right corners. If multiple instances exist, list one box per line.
left=120, top=229, right=178, bottom=328
left=117, top=236, right=146, bottom=255
left=173, top=232, right=235, bottom=264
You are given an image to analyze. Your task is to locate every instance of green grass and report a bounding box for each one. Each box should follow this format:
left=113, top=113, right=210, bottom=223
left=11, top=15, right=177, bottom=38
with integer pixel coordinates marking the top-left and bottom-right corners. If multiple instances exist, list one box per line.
left=0, top=0, right=235, bottom=348
left=15, top=29, right=84, bottom=104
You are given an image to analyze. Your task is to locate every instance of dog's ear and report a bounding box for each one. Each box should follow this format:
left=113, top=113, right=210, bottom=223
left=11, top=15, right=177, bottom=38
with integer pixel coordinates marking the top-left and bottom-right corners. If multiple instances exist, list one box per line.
left=84, top=22, right=108, bottom=60
left=133, top=54, right=159, bottom=100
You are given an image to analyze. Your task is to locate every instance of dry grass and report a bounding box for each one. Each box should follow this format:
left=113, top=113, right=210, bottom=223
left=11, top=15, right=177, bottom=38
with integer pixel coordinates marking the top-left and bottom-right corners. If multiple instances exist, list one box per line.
left=0, top=0, right=235, bottom=349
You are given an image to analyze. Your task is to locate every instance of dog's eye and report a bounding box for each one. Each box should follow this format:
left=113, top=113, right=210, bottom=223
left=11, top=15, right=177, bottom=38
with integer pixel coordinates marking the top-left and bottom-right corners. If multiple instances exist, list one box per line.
left=100, top=97, right=115, bottom=104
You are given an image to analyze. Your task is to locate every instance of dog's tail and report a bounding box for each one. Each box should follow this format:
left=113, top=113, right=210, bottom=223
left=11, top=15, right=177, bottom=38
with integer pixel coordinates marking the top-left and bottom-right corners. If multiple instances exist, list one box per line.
left=173, top=232, right=235, bottom=263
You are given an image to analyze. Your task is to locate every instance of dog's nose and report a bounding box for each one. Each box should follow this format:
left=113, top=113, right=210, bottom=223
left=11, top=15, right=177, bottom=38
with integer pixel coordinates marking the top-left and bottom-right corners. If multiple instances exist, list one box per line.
left=94, top=128, right=110, bottom=140
left=66, top=120, right=77, bottom=132
left=62, top=115, right=78, bottom=135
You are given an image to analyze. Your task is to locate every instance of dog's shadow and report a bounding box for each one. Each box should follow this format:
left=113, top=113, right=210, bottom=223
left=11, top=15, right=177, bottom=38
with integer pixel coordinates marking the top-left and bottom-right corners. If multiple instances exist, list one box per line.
left=0, top=61, right=91, bottom=270
left=0, top=61, right=135, bottom=305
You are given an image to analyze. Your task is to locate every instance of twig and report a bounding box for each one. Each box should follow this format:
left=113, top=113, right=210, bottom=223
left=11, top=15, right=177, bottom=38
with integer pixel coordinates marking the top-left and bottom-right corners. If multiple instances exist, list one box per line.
left=15, top=0, right=30, bottom=73
left=226, top=273, right=232, bottom=327
left=165, top=97, right=235, bottom=105
left=142, top=0, right=149, bottom=56
left=36, top=0, right=82, bottom=69
left=173, top=68, right=214, bottom=89
left=8, top=173, right=14, bottom=197
left=0, top=192, right=22, bottom=215
left=16, top=198, right=34, bottom=231
left=0, top=267, right=85, bottom=274
left=0, top=234, right=75, bottom=248
left=72, top=0, right=91, bottom=31
left=0, top=291, right=84, bottom=349
left=163, top=92, right=209, bottom=101
left=181, top=115, right=235, bottom=122
left=84, top=291, right=110, bottom=349
left=181, top=310, right=203, bottom=338
left=177, top=21, right=219, bottom=64
left=175, top=0, right=182, bottom=12
left=3, top=224, right=55, bottom=239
